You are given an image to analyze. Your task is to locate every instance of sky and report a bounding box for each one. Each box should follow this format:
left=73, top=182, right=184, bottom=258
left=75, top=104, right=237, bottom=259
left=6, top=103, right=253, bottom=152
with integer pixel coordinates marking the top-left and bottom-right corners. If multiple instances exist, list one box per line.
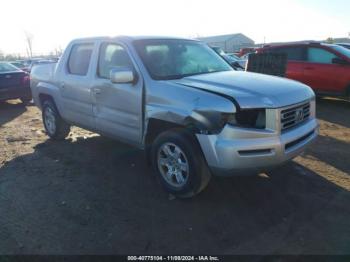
left=0, top=0, right=349, bottom=55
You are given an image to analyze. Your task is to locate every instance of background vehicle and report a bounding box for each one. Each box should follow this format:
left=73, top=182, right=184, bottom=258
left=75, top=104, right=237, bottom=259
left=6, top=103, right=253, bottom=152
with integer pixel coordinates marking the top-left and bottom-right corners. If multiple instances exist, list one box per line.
left=336, top=43, right=350, bottom=50
left=31, top=36, right=318, bottom=197
left=238, top=47, right=257, bottom=57
left=211, top=46, right=245, bottom=69
left=238, top=52, right=255, bottom=68
left=26, top=59, right=57, bottom=73
left=0, top=62, right=31, bottom=104
left=240, top=52, right=254, bottom=61
left=258, top=43, right=350, bottom=98
left=9, top=61, right=30, bottom=72
left=227, top=53, right=247, bottom=68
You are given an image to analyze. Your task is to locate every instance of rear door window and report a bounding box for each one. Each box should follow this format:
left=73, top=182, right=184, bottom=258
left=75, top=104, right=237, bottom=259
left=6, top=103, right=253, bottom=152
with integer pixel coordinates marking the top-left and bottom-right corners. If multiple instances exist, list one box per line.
left=67, top=43, right=94, bottom=76
left=268, top=46, right=306, bottom=61
left=307, top=47, right=337, bottom=64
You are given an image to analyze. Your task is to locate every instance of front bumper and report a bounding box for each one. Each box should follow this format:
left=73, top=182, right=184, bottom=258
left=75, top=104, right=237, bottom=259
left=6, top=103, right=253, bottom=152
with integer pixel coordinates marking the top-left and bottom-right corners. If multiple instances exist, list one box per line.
left=196, top=118, right=319, bottom=176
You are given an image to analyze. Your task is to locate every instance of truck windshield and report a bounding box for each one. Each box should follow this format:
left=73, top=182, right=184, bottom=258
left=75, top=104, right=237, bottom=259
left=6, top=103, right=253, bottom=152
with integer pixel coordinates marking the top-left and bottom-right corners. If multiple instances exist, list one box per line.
left=134, top=39, right=232, bottom=80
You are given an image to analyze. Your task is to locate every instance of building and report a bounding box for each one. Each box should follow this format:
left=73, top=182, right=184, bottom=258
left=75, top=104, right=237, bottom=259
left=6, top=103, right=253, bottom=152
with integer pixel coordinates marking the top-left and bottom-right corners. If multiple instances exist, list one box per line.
left=198, top=33, right=255, bottom=53
left=333, top=37, right=350, bottom=44
left=259, top=37, right=350, bottom=47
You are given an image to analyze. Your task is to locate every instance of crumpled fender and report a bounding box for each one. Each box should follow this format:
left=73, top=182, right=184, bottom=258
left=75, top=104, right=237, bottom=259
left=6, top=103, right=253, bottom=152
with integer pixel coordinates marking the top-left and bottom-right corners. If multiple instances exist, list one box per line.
left=145, top=93, right=236, bottom=134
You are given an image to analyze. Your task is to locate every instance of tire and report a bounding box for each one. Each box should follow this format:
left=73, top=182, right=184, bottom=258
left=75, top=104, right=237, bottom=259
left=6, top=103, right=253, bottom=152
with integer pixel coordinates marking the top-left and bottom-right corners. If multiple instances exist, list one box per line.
left=347, top=85, right=350, bottom=101
left=42, top=99, right=70, bottom=140
left=20, top=98, right=32, bottom=105
left=151, top=129, right=211, bottom=198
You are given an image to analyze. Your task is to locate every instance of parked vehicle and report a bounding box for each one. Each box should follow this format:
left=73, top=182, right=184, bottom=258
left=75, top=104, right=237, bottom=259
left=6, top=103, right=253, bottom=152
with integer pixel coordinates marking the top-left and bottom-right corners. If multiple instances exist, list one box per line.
left=238, top=52, right=254, bottom=68
left=9, top=61, right=30, bottom=72
left=31, top=36, right=318, bottom=197
left=258, top=43, right=350, bottom=99
left=336, top=43, right=350, bottom=50
left=238, top=47, right=257, bottom=57
left=12, top=59, right=57, bottom=73
left=0, top=62, right=31, bottom=104
left=27, top=59, right=57, bottom=73
left=227, top=53, right=247, bottom=69
left=240, top=52, right=254, bottom=61
left=211, top=46, right=245, bottom=69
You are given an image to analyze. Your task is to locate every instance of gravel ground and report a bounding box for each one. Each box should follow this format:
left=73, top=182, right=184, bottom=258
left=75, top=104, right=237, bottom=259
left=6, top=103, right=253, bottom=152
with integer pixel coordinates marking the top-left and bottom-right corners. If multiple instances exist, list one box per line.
left=0, top=97, right=349, bottom=255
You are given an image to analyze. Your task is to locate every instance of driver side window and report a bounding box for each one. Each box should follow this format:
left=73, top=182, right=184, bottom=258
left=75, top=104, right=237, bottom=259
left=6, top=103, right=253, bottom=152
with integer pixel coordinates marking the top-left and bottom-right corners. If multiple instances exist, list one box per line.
left=98, top=43, right=133, bottom=79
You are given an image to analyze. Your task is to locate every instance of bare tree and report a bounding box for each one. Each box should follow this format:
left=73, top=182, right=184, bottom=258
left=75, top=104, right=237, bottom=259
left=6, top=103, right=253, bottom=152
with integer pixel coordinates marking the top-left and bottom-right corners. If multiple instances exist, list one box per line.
left=55, top=46, right=63, bottom=57
left=326, top=37, right=334, bottom=44
left=25, top=31, right=34, bottom=58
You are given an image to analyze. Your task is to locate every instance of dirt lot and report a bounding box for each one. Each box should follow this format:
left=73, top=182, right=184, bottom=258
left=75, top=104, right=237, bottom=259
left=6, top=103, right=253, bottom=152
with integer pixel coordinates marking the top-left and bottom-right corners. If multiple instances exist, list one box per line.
left=0, top=98, right=349, bottom=255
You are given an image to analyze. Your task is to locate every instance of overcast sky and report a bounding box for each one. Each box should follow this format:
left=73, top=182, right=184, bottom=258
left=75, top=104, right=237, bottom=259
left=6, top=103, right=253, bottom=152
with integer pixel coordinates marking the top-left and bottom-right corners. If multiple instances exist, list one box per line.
left=0, top=0, right=349, bottom=55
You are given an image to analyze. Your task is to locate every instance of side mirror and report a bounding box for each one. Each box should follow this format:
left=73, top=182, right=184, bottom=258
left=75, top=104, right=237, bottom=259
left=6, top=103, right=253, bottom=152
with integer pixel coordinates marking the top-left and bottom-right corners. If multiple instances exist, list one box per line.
left=110, top=67, right=135, bottom=84
left=332, top=58, right=349, bottom=65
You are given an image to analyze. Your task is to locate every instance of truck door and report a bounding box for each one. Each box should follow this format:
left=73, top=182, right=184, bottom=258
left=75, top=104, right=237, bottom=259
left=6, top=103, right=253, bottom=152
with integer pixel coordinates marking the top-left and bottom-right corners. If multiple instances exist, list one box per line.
left=91, top=42, right=143, bottom=145
left=60, top=43, right=95, bottom=129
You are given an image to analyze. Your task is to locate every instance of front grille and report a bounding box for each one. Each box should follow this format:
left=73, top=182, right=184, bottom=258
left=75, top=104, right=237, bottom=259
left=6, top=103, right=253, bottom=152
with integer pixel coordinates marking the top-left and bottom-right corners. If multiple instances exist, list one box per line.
left=281, top=102, right=310, bottom=131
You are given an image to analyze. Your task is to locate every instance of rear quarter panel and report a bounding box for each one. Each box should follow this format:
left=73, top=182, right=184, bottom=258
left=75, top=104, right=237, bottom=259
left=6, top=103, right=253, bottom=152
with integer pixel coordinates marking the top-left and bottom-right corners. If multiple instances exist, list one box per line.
left=30, top=63, right=64, bottom=112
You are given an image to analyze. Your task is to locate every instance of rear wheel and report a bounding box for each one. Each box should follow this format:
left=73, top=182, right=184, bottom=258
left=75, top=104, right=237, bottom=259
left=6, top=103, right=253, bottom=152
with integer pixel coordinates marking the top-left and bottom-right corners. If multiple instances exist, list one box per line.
left=151, top=129, right=211, bottom=198
left=42, top=100, right=70, bottom=140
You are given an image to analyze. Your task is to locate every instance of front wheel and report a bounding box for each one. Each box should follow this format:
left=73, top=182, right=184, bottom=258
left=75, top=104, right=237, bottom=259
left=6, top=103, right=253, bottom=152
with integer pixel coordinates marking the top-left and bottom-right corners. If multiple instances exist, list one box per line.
left=42, top=100, right=70, bottom=140
left=151, top=130, right=211, bottom=198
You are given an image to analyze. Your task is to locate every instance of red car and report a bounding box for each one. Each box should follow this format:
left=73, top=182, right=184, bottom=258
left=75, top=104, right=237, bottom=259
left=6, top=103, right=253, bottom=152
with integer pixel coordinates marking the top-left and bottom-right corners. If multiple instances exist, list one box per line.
left=258, top=43, right=350, bottom=98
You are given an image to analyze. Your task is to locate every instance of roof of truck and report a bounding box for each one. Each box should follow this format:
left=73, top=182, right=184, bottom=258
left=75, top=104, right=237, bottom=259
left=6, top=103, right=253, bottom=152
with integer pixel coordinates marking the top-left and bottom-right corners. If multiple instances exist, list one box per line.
left=72, top=35, right=198, bottom=43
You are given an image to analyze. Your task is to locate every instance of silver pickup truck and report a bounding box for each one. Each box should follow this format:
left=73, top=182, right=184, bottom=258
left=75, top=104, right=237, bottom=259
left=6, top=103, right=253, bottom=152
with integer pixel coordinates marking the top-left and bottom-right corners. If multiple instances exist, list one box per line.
left=31, top=36, right=318, bottom=197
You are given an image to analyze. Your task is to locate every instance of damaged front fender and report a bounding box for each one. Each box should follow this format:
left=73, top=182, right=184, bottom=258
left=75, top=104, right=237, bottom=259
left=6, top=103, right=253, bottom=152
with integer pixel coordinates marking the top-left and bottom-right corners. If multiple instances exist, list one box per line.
left=145, top=92, right=236, bottom=135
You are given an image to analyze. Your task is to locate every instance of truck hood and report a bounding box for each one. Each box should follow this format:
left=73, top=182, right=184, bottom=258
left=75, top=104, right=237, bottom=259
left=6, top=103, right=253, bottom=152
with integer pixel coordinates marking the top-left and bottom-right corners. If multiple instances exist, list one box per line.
left=174, top=71, right=315, bottom=109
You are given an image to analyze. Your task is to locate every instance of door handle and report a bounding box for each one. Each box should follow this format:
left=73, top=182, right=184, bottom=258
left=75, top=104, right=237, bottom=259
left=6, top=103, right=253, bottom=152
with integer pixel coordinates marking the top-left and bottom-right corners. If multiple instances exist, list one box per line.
left=60, top=82, right=65, bottom=88
left=93, top=88, right=102, bottom=95
left=304, top=67, right=314, bottom=70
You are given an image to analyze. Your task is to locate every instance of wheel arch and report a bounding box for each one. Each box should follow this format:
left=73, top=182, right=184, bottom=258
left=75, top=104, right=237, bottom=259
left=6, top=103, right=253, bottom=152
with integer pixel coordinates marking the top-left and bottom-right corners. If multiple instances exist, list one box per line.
left=144, top=118, right=194, bottom=147
left=39, top=93, right=54, bottom=106
left=144, top=118, right=205, bottom=165
left=34, top=81, right=62, bottom=110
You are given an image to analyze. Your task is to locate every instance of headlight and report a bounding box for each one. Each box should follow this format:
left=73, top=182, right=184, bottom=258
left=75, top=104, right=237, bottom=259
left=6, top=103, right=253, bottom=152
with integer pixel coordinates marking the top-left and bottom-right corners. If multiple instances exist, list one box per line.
left=224, top=109, right=266, bottom=129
